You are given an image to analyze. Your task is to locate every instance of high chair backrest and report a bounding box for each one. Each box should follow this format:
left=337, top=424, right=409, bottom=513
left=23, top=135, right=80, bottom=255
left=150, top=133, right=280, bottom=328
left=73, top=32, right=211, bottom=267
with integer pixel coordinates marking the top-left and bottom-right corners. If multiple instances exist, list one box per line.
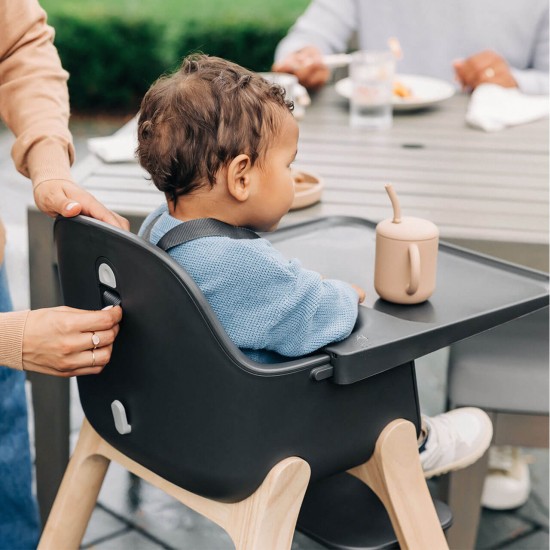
left=55, top=215, right=421, bottom=502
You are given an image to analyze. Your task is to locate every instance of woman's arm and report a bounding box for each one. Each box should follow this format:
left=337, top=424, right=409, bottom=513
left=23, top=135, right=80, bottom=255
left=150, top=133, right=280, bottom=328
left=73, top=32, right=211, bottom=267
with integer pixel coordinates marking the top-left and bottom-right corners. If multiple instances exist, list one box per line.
left=0, top=306, right=123, bottom=376
left=0, top=0, right=128, bottom=228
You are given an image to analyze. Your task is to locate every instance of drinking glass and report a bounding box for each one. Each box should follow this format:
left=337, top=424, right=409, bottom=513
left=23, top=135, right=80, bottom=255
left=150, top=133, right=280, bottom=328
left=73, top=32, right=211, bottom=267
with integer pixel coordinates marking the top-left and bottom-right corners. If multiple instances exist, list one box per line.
left=349, top=51, right=395, bottom=130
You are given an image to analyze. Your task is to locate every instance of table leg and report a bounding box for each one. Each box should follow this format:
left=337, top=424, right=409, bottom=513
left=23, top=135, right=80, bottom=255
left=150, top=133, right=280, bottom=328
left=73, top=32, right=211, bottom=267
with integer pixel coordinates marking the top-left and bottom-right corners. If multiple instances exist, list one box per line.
left=27, top=209, right=69, bottom=525
left=28, top=373, right=70, bottom=526
left=438, top=411, right=495, bottom=550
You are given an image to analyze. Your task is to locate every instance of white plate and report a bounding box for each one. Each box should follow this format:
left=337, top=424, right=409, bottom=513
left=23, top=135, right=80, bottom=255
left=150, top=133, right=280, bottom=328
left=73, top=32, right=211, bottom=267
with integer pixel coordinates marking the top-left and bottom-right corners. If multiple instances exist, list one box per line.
left=335, top=74, right=456, bottom=111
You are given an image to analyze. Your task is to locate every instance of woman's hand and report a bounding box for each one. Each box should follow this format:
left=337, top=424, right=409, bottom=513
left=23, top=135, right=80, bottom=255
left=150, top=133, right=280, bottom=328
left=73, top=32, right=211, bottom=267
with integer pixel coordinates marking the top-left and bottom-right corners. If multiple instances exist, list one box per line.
left=33, top=179, right=129, bottom=230
left=273, top=46, right=330, bottom=90
left=22, top=305, right=123, bottom=377
left=454, top=50, right=517, bottom=91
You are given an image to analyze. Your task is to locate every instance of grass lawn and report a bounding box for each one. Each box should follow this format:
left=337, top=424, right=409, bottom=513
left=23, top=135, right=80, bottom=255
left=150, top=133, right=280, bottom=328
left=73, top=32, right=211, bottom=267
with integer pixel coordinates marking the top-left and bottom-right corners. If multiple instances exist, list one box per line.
left=41, top=0, right=309, bottom=29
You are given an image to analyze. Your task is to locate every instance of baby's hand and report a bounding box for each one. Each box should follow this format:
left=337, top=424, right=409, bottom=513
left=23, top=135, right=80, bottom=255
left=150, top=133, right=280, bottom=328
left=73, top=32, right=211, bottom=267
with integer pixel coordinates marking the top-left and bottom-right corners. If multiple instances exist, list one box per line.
left=351, top=284, right=366, bottom=304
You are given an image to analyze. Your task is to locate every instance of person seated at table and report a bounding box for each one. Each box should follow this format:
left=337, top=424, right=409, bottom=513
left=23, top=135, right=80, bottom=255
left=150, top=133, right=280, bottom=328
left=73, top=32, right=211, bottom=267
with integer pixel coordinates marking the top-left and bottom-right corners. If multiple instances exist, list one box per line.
left=136, top=53, right=492, bottom=478
left=272, top=0, right=549, bottom=94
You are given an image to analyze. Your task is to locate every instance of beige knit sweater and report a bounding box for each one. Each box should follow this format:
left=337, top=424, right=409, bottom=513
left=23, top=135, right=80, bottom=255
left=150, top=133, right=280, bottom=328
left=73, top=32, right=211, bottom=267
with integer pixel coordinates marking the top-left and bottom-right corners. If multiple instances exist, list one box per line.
left=0, top=0, right=75, bottom=370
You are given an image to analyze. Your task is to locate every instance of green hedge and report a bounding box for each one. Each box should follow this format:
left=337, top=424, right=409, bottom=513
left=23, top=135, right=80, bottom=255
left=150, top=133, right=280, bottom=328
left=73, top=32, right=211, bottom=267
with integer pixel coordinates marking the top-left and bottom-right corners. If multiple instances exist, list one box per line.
left=49, top=15, right=167, bottom=112
left=175, top=19, right=289, bottom=74
left=49, top=13, right=291, bottom=113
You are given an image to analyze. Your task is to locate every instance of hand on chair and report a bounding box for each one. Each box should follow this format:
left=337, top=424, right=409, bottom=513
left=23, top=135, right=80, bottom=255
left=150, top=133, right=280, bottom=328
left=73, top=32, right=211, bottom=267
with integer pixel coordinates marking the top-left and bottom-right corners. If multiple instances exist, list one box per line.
left=22, top=305, right=123, bottom=376
left=33, top=179, right=129, bottom=230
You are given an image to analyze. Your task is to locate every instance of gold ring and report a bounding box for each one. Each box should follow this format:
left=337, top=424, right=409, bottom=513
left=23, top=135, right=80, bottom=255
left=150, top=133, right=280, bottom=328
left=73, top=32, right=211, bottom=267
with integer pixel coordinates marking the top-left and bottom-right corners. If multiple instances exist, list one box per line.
left=91, top=350, right=96, bottom=368
left=484, top=67, right=495, bottom=79
left=91, top=332, right=100, bottom=349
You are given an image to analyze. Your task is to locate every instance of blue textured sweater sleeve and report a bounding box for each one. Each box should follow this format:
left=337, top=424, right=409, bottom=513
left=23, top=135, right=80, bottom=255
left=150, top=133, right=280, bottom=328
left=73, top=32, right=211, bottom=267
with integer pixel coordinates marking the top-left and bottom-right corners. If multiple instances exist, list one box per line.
left=139, top=206, right=360, bottom=359
left=268, top=264, right=360, bottom=356
left=195, top=239, right=359, bottom=357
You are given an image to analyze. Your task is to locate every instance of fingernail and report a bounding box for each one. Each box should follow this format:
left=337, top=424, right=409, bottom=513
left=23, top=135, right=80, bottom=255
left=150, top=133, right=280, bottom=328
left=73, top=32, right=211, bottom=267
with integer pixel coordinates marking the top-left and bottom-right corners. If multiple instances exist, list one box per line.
left=102, top=305, right=114, bottom=310
left=66, top=202, right=80, bottom=211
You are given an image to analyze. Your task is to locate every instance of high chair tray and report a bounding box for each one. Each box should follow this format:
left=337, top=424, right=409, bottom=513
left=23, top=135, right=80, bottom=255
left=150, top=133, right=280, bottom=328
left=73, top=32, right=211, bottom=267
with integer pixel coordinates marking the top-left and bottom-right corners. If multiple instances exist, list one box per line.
left=267, top=216, right=549, bottom=385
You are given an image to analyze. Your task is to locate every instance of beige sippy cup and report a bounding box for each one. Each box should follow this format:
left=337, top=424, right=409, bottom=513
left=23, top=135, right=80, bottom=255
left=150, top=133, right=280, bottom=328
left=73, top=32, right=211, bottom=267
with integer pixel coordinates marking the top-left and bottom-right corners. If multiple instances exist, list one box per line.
left=374, top=184, right=439, bottom=304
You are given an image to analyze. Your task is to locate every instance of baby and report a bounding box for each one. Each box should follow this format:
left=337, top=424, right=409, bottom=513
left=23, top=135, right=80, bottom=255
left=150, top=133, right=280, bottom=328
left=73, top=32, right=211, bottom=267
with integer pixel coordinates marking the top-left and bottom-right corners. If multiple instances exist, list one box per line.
left=137, top=54, right=492, bottom=478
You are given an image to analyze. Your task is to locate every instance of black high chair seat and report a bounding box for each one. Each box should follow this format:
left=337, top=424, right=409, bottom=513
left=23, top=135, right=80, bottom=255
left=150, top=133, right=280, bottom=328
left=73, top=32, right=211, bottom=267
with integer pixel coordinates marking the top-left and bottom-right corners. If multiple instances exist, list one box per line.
left=44, top=215, right=546, bottom=550
left=50, top=215, right=454, bottom=549
left=56, top=214, right=422, bottom=500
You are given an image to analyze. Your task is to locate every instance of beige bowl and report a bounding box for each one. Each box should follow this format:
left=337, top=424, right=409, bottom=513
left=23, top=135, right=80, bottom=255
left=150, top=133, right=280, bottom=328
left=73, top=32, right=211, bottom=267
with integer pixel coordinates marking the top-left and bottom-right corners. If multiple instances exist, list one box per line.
left=290, top=170, right=324, bottom=210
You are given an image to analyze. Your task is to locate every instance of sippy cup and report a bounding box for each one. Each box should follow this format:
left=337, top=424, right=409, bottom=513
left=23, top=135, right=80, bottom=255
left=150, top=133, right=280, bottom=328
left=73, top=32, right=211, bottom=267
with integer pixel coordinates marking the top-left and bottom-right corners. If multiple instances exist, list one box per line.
left=374, top=184, right=439, bottom=304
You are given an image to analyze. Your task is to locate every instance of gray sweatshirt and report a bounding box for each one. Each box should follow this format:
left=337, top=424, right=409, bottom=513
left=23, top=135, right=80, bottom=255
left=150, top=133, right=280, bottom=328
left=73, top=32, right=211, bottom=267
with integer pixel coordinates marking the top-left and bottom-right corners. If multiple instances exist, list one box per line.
left=275, top=0, right=549, bottom=94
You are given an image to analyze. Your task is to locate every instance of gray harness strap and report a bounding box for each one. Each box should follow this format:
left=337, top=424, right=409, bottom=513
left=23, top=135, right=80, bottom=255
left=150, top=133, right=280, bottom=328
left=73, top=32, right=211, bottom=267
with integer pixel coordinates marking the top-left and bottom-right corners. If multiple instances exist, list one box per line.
left=141, top=215, right=260, bottom=252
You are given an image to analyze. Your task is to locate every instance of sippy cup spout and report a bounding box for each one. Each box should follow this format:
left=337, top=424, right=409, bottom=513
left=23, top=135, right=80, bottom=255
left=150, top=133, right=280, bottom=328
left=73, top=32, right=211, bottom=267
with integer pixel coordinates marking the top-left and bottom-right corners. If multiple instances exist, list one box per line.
left=385, top=183, right=402, bottom=223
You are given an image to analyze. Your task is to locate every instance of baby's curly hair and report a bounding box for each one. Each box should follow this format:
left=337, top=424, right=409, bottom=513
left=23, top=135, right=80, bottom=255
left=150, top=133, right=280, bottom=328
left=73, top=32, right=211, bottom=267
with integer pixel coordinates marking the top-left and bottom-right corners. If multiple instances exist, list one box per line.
left=136, top=54, right=294, bottom=204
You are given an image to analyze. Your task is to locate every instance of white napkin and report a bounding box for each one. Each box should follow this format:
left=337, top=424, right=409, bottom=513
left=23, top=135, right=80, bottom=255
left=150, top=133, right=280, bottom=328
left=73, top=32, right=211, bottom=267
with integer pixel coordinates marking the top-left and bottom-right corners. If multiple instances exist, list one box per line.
left=87, top=133, right=138, bottom=163
left=466, top=84, right=549, bottom=132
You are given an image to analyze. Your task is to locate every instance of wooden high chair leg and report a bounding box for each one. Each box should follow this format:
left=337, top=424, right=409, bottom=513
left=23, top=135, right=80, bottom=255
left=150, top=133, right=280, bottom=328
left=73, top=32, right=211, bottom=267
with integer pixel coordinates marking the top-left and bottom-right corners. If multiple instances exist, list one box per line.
left=39, top=418, right=311, bottom=550
left=38, top=418, right=110, bottom=550
left=105, top=442, right=310, bottom=550
left=223, top=457, right=311, bottom=550
left=348, top=419, right=449, bottom=550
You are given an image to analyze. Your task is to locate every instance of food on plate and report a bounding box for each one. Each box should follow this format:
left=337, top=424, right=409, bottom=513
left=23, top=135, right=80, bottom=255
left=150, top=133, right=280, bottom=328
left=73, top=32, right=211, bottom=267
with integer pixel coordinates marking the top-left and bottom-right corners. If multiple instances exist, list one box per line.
left=393, top=80, right=413, bottom=99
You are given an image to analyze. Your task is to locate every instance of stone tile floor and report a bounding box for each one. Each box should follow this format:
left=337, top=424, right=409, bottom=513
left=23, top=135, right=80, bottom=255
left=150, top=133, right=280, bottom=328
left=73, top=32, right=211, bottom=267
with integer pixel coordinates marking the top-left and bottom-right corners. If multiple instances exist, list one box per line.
left=1, top=118, right=548, bottom=549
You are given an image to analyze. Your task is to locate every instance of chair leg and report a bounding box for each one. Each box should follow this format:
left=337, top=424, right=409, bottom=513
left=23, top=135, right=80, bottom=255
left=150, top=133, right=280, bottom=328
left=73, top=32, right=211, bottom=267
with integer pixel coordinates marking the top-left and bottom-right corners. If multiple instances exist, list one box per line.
left=98, top=433, right=311, bottom=550
left=38, top=419, right=110, bottom=550
left=38, top=416, right=310, bottom=550
left=348, top=418, right=449, bottom=550
left=226, top=457, right=311, bottom=550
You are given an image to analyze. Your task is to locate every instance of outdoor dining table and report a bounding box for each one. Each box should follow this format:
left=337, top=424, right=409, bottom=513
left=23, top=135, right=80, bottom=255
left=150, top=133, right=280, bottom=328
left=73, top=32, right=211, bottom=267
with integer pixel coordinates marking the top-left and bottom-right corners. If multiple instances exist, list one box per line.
left=27, top=84, right=549, bottom=537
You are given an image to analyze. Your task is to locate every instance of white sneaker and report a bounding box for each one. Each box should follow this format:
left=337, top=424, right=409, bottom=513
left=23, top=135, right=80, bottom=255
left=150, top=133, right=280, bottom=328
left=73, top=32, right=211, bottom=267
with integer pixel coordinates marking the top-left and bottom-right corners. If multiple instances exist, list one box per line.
left=420, top=408, right=493, bottom=479
left=481, top=446, right=531, bottom=510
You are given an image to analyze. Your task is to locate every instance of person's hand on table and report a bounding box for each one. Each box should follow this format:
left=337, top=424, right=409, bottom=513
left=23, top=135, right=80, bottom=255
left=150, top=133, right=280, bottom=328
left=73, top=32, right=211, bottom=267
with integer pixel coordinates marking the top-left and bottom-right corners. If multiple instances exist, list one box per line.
left=33, top=178, right=129, bottom=230
left=351, top=284, right=366, bottom=304
left=272, top=46, right=330, bottom=90
left=454, top=50, right=518, bottom=92
left=22, top=305, right=123, bottom=377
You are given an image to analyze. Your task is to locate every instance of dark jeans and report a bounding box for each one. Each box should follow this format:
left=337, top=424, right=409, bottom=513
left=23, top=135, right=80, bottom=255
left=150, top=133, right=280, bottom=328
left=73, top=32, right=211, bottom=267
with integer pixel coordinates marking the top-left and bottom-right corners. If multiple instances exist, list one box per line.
left=0, top=261, right=40, bottom=549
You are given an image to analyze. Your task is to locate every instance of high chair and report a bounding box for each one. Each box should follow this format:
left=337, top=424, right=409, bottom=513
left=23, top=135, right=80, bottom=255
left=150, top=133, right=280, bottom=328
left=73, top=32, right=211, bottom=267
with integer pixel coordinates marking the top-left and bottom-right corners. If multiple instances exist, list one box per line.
left=37, top=214, right=452, bottom=550
left=39, top=215, right=548, bottom=550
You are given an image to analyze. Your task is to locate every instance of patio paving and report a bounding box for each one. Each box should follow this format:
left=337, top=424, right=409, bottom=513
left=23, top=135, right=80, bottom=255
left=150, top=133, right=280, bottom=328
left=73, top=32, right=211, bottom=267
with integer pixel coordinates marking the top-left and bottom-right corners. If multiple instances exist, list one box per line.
left=0, top=119, right=548, bottom=549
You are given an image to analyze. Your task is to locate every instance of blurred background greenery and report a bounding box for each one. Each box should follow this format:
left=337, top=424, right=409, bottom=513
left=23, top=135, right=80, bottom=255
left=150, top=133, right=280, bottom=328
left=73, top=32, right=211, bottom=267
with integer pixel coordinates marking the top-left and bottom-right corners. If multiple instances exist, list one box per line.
left=40, top=0, right=308, bottom=113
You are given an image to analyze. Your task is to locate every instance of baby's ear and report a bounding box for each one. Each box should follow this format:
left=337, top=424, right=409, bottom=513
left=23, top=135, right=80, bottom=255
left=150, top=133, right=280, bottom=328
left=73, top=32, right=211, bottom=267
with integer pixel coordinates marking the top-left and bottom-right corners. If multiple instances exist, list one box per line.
left=226, top=154, right=252, bottom=202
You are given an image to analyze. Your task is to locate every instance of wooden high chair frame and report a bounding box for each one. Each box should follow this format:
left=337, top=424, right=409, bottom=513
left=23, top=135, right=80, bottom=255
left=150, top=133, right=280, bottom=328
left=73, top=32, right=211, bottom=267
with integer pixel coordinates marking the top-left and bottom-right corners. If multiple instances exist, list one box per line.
left=39, top=418, right=448, bottom=550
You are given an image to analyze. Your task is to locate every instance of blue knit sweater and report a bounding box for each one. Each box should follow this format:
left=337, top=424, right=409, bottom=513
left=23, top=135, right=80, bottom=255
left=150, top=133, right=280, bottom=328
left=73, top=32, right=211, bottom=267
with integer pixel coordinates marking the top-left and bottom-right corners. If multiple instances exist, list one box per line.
left=139, top=204, right=359, bottom=362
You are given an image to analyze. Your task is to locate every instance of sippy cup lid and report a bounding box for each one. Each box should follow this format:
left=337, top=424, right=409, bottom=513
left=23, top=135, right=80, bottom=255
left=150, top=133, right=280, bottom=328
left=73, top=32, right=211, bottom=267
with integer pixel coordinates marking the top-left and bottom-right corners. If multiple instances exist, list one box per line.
left=376, top=216, right=439, bottom=241
left=376, top=183, right=439, bottom=241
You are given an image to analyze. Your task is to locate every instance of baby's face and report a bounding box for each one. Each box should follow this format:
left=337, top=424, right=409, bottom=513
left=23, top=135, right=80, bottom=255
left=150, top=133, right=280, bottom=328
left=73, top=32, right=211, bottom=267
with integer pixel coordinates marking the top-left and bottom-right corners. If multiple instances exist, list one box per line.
left=246, top=113, right=299, bottom=232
